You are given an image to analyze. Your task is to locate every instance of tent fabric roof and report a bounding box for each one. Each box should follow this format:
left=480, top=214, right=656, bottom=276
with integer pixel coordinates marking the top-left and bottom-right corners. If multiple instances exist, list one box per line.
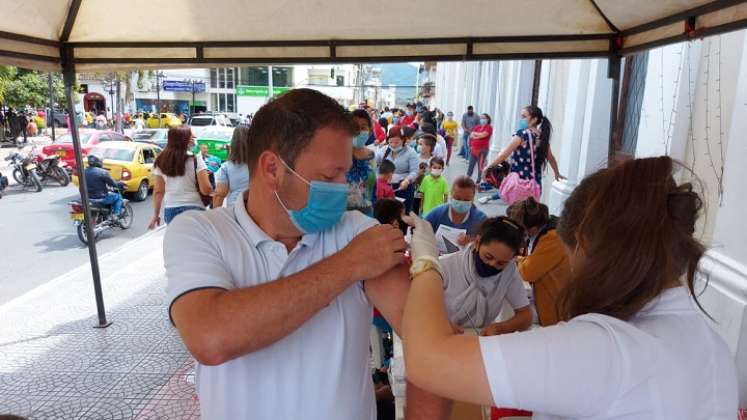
left=1, top=0, right=747, bottom=71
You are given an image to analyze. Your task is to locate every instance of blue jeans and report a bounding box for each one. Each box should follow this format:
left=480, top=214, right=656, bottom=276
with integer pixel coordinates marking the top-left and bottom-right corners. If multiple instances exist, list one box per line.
left=93, top=192, right=123, bottom=216
left=393, top=182, right=416, bottom=214
left=460, top=132, right=470, bottom=157
left=467, top=150, right=488, bottom=184
left=164, top=206, right=204, bottom=224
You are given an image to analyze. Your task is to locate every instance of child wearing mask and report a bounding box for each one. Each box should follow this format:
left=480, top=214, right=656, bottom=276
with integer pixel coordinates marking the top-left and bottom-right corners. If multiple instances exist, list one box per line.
left=438, top=216, right=533, bottom=334
left=375, top=159, right=396, bottom=201
left=418, top=157, right=449, bottom=216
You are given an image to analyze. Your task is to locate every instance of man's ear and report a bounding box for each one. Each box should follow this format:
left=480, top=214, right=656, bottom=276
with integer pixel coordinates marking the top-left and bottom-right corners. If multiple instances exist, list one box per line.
left=257, top=150, right=283, bottom=190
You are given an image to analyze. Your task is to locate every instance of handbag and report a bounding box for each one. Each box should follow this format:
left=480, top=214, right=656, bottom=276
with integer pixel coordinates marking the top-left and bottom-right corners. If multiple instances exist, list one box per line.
left=193, top=156, right=212, bottom=207
left=499, top=131, right=541, bottom=205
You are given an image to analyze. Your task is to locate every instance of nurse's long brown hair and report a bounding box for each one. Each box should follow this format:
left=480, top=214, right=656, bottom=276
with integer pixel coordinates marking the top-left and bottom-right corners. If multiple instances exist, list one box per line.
left=556, top=156, right=705, bottom=321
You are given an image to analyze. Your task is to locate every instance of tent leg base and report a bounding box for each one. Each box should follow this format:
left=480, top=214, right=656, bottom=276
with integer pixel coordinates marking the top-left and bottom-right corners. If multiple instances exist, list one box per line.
left=93, top=321, right=113, bottom=329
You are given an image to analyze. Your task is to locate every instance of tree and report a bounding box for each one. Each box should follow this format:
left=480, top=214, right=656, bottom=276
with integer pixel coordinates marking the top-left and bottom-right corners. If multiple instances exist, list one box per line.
left=1, top=68, right=68, bottom=109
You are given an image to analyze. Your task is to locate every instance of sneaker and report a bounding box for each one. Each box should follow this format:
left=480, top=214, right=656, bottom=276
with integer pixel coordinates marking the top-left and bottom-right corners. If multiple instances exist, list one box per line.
left=478, top=196, right=491, bottom=204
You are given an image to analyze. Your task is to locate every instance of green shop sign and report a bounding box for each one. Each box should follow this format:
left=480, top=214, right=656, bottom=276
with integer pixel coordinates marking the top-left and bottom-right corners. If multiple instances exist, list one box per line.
left=236, top=85, right=292, bottom=97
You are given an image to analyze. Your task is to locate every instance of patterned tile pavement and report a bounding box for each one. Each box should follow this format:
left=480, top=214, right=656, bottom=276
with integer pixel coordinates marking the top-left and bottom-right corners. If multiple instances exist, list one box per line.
left=0, top=228, right=199, bottom=419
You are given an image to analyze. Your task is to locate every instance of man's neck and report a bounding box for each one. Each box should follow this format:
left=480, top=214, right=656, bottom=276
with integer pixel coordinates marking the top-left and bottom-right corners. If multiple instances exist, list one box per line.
left=246, top=187, right=302, bottom=252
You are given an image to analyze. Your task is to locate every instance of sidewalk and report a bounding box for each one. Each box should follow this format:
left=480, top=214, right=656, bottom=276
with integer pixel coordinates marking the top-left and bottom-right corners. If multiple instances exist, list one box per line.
left=0, top=228, right=198, bottom=419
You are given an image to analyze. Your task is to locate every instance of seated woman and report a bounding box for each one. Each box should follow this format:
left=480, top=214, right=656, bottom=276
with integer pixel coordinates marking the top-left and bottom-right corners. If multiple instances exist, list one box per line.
left=440, top=217, right=532, bottom=335
left=401, top=156, right=737, bottom=419
left=506, top=197, right=571, bottom=326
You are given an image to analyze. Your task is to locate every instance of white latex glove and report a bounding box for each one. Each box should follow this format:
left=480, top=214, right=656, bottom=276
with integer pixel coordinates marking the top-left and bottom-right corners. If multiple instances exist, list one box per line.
left=401, top=212, right=441, bottom=271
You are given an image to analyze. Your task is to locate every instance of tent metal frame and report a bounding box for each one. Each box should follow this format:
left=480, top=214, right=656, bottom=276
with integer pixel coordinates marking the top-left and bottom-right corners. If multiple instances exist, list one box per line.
left=1, top=0, right=746, bottom=327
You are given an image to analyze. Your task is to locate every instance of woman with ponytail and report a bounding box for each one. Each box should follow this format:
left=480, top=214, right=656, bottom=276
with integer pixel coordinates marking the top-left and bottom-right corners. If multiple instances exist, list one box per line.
left=480, top=106, right=564, bottom=204
left=402, top=156, right=737, bottom=419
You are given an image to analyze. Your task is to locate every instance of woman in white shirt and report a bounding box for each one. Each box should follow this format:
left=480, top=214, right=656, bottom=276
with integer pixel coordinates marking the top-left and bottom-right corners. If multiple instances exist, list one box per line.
left=402, top=156, right=737, bottom=419
left=149, top=126, right=213, bottom=227
left=440, top=216, right=532, bottom=335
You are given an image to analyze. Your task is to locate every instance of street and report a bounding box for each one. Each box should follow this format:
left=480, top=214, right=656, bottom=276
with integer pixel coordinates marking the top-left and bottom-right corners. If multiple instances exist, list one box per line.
left=0, top=145, right=155, bottom=305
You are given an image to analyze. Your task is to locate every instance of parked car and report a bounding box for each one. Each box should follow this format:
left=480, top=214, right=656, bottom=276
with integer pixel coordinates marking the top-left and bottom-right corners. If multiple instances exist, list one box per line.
left=131, top=129, right=168, bottom=148
left=194, top=137, right=230, bottom=162
left=42, top=130, right=132, bottom=170
left=146, top=113, right=182, bottom=129
left=72, top=141, right=161, bottom=201
left=188, top=114, right=234, bottom=139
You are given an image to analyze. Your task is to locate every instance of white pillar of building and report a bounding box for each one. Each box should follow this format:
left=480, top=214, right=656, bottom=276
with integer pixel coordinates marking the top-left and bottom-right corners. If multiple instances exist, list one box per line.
left=696, top=31, right=747, bottom=406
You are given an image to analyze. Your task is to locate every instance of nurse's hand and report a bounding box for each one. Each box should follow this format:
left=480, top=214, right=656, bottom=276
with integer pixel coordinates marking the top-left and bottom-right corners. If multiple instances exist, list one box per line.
left=401, top=212, right=440, bottom=265
left=456, top=233, right=470, bottom=246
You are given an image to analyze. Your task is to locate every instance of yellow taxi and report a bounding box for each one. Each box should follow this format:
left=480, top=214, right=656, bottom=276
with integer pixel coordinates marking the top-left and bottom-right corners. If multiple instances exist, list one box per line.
left=146, top=113, right=182, bottom=129
left=72, top=141, right=161, bottom=201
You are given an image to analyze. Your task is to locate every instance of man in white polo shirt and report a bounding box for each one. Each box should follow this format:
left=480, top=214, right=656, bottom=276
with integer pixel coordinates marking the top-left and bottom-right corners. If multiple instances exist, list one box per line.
left=165, top=89, right=449, bottom=419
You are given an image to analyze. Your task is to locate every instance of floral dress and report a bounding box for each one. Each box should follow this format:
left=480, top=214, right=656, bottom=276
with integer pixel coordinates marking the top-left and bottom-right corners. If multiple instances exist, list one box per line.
left=346, top=157, right=375, bottom=214
left=510, top=129, right=543, bottom=185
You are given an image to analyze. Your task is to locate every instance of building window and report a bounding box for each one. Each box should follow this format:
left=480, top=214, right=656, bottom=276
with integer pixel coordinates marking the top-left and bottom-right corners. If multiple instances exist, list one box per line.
left=211, top=92, right=237, bottom=113
left=210, top=68, right=218, bottom=89
left=226, top=68, right=235, bottom=89
left=240, top=66, right=269, bottom=86
left=272, top=67, right=293, bottom=87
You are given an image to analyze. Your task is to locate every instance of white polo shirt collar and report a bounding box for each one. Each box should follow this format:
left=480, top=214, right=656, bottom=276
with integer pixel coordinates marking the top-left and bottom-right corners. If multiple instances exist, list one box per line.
left=232, top=194, right=320, bottom=250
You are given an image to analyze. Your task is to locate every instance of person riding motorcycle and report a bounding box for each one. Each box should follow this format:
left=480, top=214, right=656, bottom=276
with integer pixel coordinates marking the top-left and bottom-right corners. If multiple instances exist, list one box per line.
left=84, top=155, right=125, bottom=220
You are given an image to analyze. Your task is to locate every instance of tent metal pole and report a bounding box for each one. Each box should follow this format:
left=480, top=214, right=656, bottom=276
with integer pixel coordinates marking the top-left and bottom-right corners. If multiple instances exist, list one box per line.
left=607, top=55, right=622, bottom=167
left=61, top=46, right=111, bottom=328
left=48, top=73, right=55, bottom=141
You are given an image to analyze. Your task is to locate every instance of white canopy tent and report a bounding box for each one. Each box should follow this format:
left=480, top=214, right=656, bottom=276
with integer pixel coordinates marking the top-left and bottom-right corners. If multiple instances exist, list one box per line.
left=1, top=0, right=747, bottom=71
left=2, top=0, right=747, bottom=326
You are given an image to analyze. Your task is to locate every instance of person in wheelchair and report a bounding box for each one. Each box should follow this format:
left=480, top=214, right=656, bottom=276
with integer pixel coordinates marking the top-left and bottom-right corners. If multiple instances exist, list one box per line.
left=84, top=155, right=125, bottom=221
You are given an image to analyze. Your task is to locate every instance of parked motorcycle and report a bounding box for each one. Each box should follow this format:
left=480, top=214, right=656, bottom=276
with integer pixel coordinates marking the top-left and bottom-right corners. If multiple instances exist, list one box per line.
left=68, top=184, right=133, bottom=244
left=4, top=151, right=42, bottom=192
left=34, top=152, right=70, bottom=186
left=0, top=171, right=8, bottom=198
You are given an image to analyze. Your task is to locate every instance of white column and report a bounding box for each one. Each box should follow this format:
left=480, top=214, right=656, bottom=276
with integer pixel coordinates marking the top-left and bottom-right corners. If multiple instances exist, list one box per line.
left=698, top=30, right=747, bottom=406
left=546, top=60, right=591, bottom=215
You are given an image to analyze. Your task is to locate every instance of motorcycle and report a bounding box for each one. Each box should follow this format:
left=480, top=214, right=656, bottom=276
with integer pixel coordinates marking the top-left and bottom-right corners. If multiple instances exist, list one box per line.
left=34, top=152, right=70, bottom=186
left=68, top=184, right=133, bottom=244
left=4, top=151, right=43, bottom=192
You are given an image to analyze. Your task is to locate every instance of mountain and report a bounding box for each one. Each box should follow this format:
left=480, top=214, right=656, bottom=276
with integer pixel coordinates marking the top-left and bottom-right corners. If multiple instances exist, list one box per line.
left=377, top=63, right=420, bottom=106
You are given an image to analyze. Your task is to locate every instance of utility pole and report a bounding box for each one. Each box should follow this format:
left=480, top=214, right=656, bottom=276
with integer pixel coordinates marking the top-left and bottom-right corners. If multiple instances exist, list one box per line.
left=156, top=71, right=162, bottom=126
left=191, top=80, right=196, bottom=115
left=47, top=73, right=56, bottom=141
left=268, top=65, right=274, bottom=98
left=115, top=75, right=122, bottom=133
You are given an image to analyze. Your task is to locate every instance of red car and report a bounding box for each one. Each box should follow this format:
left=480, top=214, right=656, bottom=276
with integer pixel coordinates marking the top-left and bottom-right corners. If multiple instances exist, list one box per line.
left=42, top=130, right=132, bottom=170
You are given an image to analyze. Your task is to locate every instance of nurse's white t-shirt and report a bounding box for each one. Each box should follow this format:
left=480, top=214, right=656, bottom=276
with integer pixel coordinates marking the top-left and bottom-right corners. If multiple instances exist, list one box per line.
left=164, top=198, right=379, bottom=420
left=479, top=287, right=737, bottom=419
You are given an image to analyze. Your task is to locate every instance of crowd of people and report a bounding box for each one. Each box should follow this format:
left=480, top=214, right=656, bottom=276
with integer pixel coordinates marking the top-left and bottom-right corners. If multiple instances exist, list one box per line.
left=131, top=87, right=735, bottom=420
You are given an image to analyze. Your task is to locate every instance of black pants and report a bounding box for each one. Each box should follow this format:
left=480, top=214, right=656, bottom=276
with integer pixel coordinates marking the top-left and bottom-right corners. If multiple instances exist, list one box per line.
left=393, top=182, right=415, bottom=213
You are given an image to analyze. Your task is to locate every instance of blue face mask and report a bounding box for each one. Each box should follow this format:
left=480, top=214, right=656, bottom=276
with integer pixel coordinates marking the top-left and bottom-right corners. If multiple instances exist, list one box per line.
left=275, top=159, right=348, bottom=234
left=353, top=132, right=369, bottom=148
left=406, top=110, right=414, bottom=117
left=518, top=118, right=529, bottom=130
left=473, top=248, right=502, bottom=278
left=449, top=199, right=472, bottom=214
left=480, top=118, right=488, bottom=126
left=390, top=145, right=403, bottom=153
left=392, top=116, right=400, bottom=124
